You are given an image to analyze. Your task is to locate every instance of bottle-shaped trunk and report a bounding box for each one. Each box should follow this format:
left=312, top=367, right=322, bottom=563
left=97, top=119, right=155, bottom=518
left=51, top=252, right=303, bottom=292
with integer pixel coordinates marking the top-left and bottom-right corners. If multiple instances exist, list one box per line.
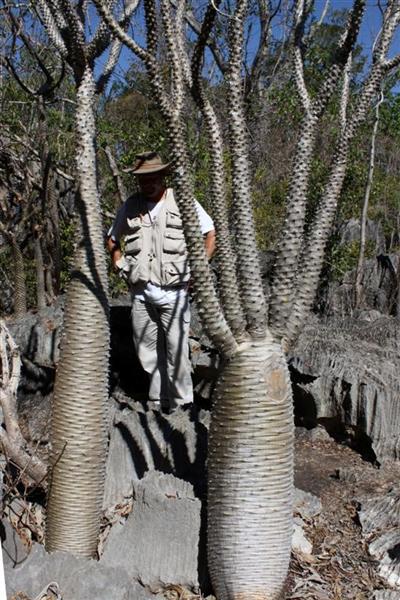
left=45, top=66, right=109, bottom=557
left=208, top=337, right=294, bottom=599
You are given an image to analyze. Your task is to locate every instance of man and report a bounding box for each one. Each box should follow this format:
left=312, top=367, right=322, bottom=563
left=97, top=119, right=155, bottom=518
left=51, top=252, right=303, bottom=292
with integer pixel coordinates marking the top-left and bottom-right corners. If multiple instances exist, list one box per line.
left=107, top=151, right=216, bottom=413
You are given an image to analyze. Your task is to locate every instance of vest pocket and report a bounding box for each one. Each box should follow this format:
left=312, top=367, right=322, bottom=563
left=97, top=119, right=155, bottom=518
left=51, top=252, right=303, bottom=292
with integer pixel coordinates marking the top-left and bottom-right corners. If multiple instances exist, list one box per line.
left=166, top=210, right=183, bottom=229
left=164, top=230, right=186, bottom=255
left=125, top=217, right=142, bottom=256
left=163, top=258, right=190, bottom=286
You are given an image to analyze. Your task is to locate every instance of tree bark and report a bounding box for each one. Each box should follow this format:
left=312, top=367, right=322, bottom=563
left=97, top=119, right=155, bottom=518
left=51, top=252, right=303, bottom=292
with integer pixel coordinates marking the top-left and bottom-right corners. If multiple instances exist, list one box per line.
left=34, top=230, right=47, bottom=310
left=10, top=236, right=27, bottom=317
left=208, top=337, right=293, bottom=600
left=45, top=66, right=109, bottom=558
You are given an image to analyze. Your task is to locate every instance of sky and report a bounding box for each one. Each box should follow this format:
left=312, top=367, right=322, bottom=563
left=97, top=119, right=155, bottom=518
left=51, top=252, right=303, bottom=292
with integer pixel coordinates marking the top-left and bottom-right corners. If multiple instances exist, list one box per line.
left=92, top=0, right=400, bottom=94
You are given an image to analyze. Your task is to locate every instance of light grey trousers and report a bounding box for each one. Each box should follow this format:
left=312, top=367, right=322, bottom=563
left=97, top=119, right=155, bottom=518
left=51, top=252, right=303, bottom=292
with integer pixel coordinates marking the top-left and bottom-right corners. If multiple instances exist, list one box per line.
left=131, top=294, right=193, bottom=408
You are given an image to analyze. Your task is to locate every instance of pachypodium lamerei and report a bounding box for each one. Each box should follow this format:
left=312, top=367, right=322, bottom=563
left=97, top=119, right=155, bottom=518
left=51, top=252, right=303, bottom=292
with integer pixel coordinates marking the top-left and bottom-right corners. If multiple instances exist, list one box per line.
left=37, top=0, right=137, bottom=557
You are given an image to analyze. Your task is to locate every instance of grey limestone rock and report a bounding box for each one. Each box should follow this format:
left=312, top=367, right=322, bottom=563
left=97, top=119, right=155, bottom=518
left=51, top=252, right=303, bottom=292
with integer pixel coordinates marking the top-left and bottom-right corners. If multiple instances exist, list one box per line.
left=294, top=487, right=322, bottom=520
left=101, top=470, right=201, bottom=591
left=291, top=315, right=400, bottom=463
left=373, top=592, right=400, bottom=599
left=325, top=252, right=399, bottom=317
left=4, top=543, right=159, bottom=600
left=103, top=403, right=209, bottom=508
left=8, top=303, right=63, bottom=368
left=358, top=487, right=400, bottom=589
left=292, top=519, right=313, bottom=555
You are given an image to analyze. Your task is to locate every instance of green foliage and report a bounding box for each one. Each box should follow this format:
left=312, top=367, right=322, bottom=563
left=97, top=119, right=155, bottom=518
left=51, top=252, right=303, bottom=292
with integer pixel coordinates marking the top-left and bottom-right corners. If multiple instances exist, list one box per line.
left=60, top=218, right=77, bottom=291
left=328, top=239, right=376, bottom=281
left=253, top=171, right=287, bottom=250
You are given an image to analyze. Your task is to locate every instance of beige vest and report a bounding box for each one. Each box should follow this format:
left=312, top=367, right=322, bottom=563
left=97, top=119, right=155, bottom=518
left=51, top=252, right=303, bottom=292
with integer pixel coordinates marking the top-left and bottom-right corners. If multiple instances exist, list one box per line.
left=124, top=189, right=190, bottom=287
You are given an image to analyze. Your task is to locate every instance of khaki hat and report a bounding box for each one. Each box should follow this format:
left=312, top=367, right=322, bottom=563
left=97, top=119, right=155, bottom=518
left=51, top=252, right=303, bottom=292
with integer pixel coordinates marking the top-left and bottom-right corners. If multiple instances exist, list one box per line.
left=126, top=151, right=171, bottom=175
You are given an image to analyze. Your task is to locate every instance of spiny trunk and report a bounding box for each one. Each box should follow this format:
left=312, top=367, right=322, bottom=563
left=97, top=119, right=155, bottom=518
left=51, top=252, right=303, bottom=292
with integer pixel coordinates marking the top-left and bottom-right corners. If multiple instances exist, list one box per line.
left=10, top=237, right=27, bottom=317
left=190, top=3, right=246, bottom=338
left=283, top=139, right=350, bottom=349
left=45, top=66, right=109, bottom=557
left=227, top=0, right=266, bottom=336
left=268, top=112, right=318, bottom=336
left=141, top=0, right=238, bottom=358
left=208, top=337, right=294, bottom=600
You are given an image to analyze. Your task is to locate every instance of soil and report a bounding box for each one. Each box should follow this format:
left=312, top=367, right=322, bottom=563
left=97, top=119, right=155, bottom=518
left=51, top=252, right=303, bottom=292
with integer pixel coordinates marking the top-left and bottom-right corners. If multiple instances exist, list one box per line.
left=287, top=428, right=400, bottom=599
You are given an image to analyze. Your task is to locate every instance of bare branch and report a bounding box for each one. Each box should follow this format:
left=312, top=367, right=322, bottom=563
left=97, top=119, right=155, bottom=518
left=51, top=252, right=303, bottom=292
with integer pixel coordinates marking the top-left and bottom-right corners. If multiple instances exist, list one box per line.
left=169, top=0, right=226, bottom=73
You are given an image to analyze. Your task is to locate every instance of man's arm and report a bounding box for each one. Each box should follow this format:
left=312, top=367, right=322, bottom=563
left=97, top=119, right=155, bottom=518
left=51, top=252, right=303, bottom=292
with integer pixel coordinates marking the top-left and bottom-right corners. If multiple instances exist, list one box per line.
left=107, top=236, right=122, bottom=269
left=204, top=229, right=216, bottom=260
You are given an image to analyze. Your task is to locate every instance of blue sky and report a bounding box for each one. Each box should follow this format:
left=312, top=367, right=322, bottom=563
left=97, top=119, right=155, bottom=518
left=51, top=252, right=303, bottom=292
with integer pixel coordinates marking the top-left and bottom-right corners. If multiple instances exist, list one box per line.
left=93, top=0, right=400, bottom=94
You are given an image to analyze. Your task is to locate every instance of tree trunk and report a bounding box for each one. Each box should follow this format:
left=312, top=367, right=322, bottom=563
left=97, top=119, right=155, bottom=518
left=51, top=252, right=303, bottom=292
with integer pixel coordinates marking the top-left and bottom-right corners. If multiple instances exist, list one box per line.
left=45, top=66, right=109, bottom=557
left=10, top=236, right=27, bottom=317
left=208, top=337, right=294, bottom=600
left=34, top=231, right=47, bottom=310
left=47, top=173, right=62, bottom=296
left=354, top=92, right=383, bottom=308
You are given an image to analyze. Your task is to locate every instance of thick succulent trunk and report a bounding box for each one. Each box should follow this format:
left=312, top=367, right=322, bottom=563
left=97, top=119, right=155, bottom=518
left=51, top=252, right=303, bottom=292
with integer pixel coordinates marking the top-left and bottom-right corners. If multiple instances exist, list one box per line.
left=10, top=236, right=27, bottom=317
left=208, top=336, right=294, bottom=600
left=45, top=66, right=109, bottom=557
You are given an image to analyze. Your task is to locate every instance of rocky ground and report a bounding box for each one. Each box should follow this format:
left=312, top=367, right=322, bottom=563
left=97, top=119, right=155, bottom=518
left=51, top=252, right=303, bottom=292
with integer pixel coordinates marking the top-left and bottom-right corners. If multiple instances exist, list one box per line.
left=4, top=418, right=400, bottom=600
left=288, top=428, right=400, bottom=599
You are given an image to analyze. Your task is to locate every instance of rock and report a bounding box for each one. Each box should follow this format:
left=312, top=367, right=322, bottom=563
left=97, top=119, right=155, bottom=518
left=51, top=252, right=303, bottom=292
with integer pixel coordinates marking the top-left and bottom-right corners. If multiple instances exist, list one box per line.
left=4, top=543, right=158, bottom=600
left=8, top=302, right=63, bottom=368
left=358, top=487, right=400, bottom=589
left=101, top=471, right=201, bottom=591
left=295, top=425, right=331, bottom=443
left=325, top=252, right=399, bottom=317
left=339, top=218, right=385, bottom=250
left=373, top=592, right=400, bottom=599
left=292, top=520, right=313, bottom=555
left=294, top=488, right=322, bottom=520
left=103, top=403, right=209, bottom=508
left=291, top=315, right=400, bottom=463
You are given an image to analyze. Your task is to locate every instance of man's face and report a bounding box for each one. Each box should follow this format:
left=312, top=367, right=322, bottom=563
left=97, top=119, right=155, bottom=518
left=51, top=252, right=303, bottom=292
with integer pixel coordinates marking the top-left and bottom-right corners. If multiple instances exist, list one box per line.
left=137, top=172, right=165, bottom=200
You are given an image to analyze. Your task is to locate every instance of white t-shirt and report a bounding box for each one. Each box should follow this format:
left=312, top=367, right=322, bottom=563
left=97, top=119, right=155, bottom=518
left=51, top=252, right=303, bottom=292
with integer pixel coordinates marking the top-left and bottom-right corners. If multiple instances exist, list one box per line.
left=110, top=193, right=214, bottom=305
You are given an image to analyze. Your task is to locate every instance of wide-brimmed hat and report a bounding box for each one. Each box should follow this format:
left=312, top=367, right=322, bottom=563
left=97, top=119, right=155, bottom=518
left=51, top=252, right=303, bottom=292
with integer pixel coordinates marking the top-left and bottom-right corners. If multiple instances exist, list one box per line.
left=125, top=151, right=171, bottom=175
